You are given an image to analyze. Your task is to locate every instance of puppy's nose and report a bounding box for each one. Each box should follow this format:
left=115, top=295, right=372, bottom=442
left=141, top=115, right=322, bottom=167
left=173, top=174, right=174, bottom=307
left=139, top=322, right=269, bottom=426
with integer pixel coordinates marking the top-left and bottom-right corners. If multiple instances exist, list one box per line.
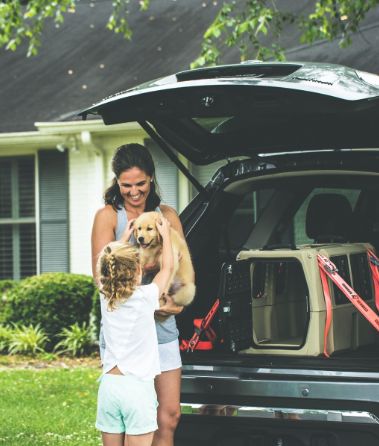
left=138, top=237, right=144, bottom=243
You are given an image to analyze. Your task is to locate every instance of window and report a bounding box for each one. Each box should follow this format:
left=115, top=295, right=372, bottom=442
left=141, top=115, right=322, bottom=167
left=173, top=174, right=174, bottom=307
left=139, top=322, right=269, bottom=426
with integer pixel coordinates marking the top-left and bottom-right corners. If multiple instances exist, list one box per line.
left=0, top=157, right=37, bottom=280
left=293, top=188, right=361, bottom=245
left=220, top=189, right=276, bottom=249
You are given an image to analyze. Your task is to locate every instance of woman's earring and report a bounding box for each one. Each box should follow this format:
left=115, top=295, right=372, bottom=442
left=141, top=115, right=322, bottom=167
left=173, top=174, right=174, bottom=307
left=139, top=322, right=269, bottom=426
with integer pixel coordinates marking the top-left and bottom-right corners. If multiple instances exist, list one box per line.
left=151, top=179, right=153, bottom=182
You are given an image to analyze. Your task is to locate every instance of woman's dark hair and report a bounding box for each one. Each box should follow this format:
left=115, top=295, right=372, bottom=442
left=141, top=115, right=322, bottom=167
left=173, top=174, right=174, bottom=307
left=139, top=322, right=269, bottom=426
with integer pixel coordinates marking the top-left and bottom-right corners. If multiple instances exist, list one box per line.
left=104, top=143, right=162, bottom=212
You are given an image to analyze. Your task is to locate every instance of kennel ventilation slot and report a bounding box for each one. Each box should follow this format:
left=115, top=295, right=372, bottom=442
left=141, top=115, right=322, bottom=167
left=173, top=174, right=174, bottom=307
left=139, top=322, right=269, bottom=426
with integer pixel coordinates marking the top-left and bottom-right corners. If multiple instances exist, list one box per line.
left=330, top=255, right=351, bottom=306
left=351, top=253, right=372, bottom=302
left=219, top=261, right=252, bottom=352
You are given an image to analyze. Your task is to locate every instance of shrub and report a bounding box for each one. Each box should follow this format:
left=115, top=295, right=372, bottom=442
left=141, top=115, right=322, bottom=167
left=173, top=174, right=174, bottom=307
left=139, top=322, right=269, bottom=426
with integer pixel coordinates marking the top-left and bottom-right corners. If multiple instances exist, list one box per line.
left=0, top=324, right=13, bottom=352
left=92, top=289, right=101, bottom=338
left=54, top=322, right=94, bottom=357
left=4, top=273, right=96, bottom=349
left=0, top=280, right=17, bottom=324
left=8, top=323, right=49, bottom=355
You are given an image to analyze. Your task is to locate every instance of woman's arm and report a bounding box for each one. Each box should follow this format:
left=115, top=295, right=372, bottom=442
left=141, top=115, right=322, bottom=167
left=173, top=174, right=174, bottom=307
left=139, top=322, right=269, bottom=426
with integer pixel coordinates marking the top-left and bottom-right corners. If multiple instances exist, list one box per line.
left=91, top=205, right=117, bottom=288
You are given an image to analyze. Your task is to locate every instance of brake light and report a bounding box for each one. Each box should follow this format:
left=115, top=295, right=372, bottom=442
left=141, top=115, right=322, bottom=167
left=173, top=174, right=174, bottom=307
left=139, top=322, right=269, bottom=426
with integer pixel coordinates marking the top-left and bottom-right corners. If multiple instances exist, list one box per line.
left=176, top=63, right=302, bottom=82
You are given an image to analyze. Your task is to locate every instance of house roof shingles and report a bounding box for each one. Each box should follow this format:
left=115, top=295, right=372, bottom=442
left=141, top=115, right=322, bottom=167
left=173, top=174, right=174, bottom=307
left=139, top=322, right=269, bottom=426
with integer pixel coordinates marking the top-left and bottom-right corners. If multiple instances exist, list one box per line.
left=1, top=0, right=379, bottom=133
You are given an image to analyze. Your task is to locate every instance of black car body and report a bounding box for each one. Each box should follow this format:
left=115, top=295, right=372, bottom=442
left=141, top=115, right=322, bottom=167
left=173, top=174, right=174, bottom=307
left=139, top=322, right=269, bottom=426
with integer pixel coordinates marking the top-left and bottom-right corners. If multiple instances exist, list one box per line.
left=80, top=61, right=379, bottom=446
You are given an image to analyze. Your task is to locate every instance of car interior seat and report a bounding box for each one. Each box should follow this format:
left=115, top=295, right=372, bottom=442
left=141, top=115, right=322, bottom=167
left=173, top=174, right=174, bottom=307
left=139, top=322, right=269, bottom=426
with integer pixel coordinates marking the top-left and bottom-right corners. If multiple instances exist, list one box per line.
left=306, top=193, right=353, bottom=243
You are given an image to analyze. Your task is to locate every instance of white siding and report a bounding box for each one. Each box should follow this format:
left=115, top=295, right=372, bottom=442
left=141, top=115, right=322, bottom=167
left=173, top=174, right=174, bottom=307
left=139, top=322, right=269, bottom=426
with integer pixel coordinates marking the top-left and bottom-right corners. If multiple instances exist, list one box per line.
left=192, top=161, right=227, bottom=187
left=69, top=147, right=103, bottom=276
left=145, top=139, right=178, bottom=211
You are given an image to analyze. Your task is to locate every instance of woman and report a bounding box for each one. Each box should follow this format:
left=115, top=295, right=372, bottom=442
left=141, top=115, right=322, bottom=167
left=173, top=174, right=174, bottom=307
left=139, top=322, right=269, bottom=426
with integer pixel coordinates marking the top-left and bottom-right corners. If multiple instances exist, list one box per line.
left=92, top=143, right=185, bottom=446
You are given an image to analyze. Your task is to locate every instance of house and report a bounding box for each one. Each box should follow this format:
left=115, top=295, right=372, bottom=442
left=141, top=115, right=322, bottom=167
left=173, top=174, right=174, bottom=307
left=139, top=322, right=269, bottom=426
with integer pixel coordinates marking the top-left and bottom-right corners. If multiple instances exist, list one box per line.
left=1, top=0, right=379, bottom=281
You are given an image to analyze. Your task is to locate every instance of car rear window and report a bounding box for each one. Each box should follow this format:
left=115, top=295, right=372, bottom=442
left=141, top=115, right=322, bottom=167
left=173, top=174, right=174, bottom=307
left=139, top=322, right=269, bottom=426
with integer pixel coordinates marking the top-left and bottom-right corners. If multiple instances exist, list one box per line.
left=222, top=187, right=362, bottom=250
left=294, top=188, right=361, bottom=245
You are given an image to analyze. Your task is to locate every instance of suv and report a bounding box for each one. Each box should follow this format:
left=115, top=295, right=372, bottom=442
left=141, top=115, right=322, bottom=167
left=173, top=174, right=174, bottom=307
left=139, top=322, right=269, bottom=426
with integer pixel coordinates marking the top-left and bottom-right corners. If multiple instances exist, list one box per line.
left=80, top=62, right=379, bottom=446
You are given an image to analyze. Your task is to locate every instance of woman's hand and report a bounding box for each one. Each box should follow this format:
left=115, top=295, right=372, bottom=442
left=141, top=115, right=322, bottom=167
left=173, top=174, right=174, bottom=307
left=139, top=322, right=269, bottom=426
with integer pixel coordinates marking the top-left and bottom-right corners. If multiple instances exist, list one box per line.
left=144, top=250, right=182, bottom=274
left=144, top=261, right=160, bottom=273
left=155, top=294, right=184, bottom=317
left=119, top=218, right=136, bottom=243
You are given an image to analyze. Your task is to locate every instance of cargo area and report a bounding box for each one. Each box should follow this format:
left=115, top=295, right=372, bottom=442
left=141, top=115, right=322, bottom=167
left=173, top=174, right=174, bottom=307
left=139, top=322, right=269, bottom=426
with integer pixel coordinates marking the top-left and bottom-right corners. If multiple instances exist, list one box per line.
left=178, top=166, right=379, bottom=370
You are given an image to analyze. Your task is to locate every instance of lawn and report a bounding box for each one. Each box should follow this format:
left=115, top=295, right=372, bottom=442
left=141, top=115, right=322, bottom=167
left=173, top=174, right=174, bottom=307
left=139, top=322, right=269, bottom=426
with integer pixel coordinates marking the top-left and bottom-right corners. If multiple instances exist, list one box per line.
left=0, top=357, right=102, bottom=445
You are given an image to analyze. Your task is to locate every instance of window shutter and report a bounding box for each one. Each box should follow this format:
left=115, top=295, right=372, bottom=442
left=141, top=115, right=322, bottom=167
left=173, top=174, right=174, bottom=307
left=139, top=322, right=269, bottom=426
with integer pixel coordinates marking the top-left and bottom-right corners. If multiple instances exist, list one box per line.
left=39, top=150, right=69, bottom=273
left=145, top=139, right=178, bottom=211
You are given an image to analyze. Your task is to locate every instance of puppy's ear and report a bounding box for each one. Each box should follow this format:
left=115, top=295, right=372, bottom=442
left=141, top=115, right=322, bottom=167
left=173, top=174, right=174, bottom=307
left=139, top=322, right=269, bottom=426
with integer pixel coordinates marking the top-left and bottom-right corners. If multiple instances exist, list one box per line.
left=156, top=218, right=163, bottom=246
left=134, top=226, right=138, bottom=244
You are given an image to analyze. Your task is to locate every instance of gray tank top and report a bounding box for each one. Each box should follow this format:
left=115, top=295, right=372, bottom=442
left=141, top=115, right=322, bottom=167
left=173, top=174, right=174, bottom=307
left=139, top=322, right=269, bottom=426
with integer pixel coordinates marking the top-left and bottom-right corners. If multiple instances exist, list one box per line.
left=116, top=206, right=179, bottom=344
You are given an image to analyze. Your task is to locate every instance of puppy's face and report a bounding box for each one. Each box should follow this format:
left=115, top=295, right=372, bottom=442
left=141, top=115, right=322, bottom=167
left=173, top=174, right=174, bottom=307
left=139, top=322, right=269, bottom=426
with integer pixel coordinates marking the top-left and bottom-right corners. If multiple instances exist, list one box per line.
left=134, top=212, right=162, bottom=250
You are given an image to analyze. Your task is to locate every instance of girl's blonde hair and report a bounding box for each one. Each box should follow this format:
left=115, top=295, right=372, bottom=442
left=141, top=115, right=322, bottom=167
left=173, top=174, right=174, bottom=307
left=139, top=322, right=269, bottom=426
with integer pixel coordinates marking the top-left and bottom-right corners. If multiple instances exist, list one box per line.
left=97, top=241, right=140, bottom=311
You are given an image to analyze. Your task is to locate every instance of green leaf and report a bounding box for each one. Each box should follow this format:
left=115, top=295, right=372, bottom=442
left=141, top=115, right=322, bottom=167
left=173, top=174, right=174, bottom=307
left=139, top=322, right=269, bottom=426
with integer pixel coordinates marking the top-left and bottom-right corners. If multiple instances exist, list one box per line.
left=238, top=22, right=248, bottom=34
left=213, top=28, right=221, bottom=38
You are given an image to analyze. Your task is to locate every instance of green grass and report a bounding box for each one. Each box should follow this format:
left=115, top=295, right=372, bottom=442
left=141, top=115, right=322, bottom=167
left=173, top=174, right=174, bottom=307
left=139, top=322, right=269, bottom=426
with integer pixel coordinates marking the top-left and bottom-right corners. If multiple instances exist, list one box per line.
left=0, top=368, right=102, bottom=445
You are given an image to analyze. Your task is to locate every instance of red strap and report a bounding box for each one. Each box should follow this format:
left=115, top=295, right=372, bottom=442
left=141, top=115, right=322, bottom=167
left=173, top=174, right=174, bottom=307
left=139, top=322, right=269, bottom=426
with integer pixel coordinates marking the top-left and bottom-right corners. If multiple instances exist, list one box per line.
left=318, top=254, right=379, bottom=357
left=180, top=299, right=220, bottom=352
left=367, top=248, right=379, bottom=313
left=319, top=265, right=332, bottom=357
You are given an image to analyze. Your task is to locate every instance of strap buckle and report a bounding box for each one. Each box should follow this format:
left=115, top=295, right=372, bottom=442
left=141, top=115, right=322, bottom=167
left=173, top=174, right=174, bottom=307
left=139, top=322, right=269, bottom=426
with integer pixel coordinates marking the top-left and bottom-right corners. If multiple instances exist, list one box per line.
left=369, top=254, right=379, bottom=267
left=318, top=255, right=338, bottom=274
left=323, top=264, right=338, bottom=274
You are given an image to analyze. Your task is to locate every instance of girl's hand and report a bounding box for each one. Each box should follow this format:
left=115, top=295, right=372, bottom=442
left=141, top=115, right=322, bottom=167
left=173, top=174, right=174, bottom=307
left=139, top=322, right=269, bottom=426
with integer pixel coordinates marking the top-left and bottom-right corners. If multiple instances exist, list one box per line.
left=155, top=217, right=171, bottom=240
left=120, top=218, right=136, bottom=243
left=155, top=295, right=184, bottom=317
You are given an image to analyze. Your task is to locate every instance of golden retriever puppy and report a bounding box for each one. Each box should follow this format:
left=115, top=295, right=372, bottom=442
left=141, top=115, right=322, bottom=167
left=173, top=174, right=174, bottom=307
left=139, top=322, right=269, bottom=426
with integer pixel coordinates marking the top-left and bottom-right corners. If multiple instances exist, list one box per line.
left=134, top=211, right=196, bottom=322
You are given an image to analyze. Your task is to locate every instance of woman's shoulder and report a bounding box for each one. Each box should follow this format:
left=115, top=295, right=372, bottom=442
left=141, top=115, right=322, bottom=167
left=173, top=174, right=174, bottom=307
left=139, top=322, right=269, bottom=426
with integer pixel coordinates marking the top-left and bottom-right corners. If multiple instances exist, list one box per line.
left=93, top=204, right=118, bottom=227
left=158, top=205, right=184, bottom=238
left=159, top=204, right=178, bottom=219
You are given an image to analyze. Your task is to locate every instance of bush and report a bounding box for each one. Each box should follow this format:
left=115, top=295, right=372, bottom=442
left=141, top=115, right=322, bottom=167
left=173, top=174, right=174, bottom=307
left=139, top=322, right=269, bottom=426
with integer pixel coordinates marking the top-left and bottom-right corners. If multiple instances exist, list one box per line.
left=0, top=280, right=17, bottom=323
left=54, top=322, right=94, bottom=357
left=92, top=289, right=101, bottom=338
left=0, top=324, right=13, bottom=352
left=4, top=273, right=96, bottom=349
left=8, top=323, right=49, bottom=355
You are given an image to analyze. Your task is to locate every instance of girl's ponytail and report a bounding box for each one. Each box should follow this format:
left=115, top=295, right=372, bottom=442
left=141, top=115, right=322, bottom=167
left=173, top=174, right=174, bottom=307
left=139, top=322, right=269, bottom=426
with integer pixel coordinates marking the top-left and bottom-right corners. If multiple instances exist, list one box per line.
left=97, top=242, right=140, bottom=311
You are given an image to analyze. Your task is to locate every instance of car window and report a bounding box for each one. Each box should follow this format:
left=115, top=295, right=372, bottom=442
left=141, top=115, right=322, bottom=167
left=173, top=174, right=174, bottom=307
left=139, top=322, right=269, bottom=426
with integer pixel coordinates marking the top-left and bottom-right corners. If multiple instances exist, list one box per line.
left=222, top=186, right=362, bottom=250
left=220, top=189, right=275, bottom=249
left=293, top=188, right=361, bottom=245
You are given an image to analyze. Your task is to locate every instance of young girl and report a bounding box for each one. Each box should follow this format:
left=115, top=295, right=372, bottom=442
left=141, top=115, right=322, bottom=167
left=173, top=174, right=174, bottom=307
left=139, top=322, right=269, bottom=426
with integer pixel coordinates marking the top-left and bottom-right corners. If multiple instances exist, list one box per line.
left=96, top=216, right=174, bottom=446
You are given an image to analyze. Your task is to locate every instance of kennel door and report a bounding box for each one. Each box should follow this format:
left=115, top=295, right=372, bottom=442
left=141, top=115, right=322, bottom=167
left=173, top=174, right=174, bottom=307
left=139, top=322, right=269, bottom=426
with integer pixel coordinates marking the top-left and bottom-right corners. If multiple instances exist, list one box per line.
left=219, top=260, right=252, bottom=352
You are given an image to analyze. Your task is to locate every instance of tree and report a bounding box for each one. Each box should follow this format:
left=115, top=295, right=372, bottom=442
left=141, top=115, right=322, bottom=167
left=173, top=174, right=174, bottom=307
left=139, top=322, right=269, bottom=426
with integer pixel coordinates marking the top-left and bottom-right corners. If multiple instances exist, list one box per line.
left=191, top=0, right=379, bottom=68
left=0, top=0, right=378, bottom=62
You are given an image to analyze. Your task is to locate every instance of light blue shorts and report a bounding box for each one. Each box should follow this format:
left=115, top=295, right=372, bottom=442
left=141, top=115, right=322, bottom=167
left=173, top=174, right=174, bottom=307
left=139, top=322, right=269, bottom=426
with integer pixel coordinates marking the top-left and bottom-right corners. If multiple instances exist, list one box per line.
left=95, top=373, right=158, bottom=435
